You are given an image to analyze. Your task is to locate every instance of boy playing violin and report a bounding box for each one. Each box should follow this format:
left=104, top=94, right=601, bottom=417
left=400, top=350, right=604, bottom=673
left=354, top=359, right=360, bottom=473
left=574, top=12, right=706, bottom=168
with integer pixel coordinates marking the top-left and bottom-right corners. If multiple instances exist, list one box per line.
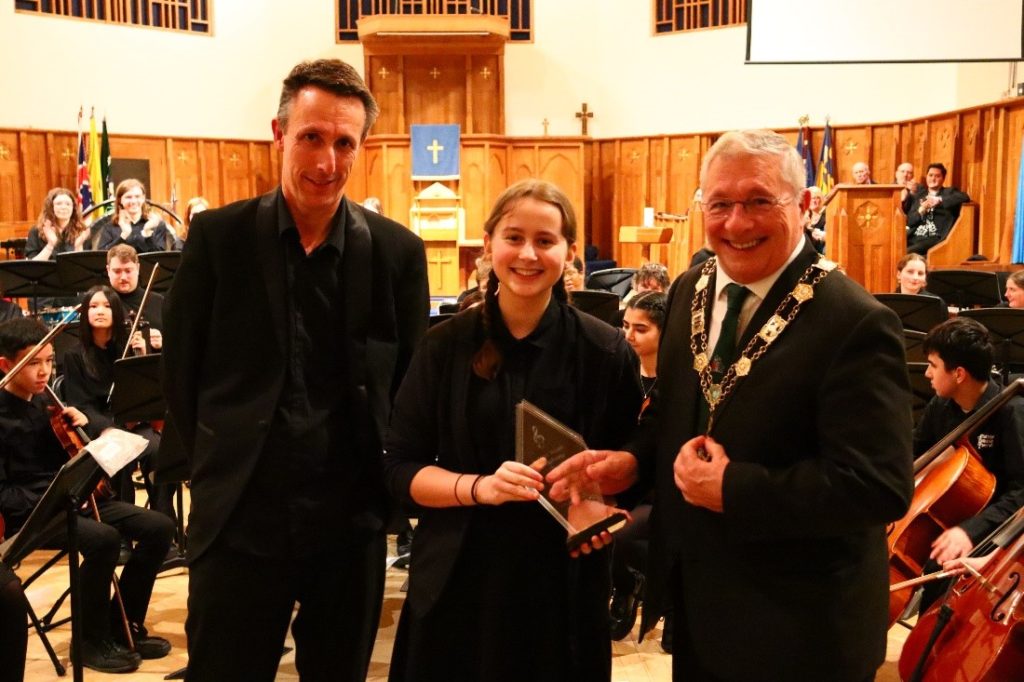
left=0, top=318, right=173, bottom=674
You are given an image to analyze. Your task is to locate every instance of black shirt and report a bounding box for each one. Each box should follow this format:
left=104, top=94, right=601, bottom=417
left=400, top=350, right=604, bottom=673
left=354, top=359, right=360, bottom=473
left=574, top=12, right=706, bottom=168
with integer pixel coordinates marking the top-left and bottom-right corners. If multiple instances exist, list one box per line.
left=119, top=288, right=165, bottom=331
left=0, top=391, right=68, bottom=533
left=62, top=345, right=118, bottom=439
left=93, top=215, right=175, bottom=253
left=222, top=196, right=353, bottom=558
left=913, top=380, right=1024, bottom=542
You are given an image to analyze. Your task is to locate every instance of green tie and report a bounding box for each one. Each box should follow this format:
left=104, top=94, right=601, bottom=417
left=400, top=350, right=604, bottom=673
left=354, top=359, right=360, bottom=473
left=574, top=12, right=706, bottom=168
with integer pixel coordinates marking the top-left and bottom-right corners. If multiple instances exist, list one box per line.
left=699, top=283, right=749, bottom=429
left=711, top=283, right=749, bottom=382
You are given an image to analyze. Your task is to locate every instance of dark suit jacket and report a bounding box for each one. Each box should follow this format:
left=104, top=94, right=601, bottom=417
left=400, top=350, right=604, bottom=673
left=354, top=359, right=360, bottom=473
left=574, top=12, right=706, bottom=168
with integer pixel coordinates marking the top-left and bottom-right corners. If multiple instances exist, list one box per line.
left=906, top=185, right=970, bottom=244
left=161, top=190, right=428, bottom=561
left=632, top=242, right=914, bottom=680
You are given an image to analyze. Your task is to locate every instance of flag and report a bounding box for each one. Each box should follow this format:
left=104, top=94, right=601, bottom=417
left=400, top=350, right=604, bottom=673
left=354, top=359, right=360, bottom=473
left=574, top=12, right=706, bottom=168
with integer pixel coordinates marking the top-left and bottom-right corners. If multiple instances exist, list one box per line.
left=1012, top=139, right=1024, bottom=263
left=76, top=109, right=94, bottom=211
left=795, top=117, right=814, bottom=189
left=88, top=112, right=102, bottom=206
left=815, top=120, right=835, bottom=195
left=411, top=124, right=460, bottom=180
left=100, top=116, right=112, bottom=202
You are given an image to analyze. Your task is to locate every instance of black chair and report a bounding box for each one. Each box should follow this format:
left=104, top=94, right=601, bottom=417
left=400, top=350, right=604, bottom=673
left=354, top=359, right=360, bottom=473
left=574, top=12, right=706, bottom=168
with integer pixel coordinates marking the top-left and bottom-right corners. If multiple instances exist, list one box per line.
left=907, top=362, right=935, bottom=426
left=585, top=268, right=637, bottom=300
left=958, top=308, right=1024, bottom=383
left=926, top=270, right=1002, bottom=309
left=903, top=330, right=927, bottom=363
left=569, top=290, right=620, bottom=325
left=874, top=293, right=948, bottom=333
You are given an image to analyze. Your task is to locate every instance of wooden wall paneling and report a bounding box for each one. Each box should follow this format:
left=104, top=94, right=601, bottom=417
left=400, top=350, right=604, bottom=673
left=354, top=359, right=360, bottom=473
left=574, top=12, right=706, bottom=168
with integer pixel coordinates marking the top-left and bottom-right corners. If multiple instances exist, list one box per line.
left=248, top=143, right=274, bottom=197
left=929, top=117, right=958, bottom=183
left=0, top=132, right=24, bottom=222
left=959, top=110, right=984, bottom=200
left=532, top=141, right=585, bottom=237
left=384, top=142, right=412, bottom=226
left=350, top=143, right=373, bottom=204
left=404, top=55, right=466, bottom=128
left=368, top=56, right=404, bottom=135
left=833, top=127, right=870, bottom=184
left=996, top=108, right=1019, bottom=262
left=469, top=55, right=501, bottom=134
left=22, top=133, right=51, bottom=220
left=616, top=139, right=649, bottom=267
left=649, top=137, right=667, bottom=212
left=460, top=143, right=488, bottom=239
left=217, top=141, right=251, bottom=205
left=112, top=137, right=170, bottom=202
left=198, top=140, right=220, bottom=208
left=43, top=132, right=79, bottom=208
left=171, top=140, right=203, bottom=209
left=508, top=145, right=536, bottom=183
left=588, top=140, right=616, bottom=261
left=667, top=136, right=700, bottom=212
left=870, top=126, right=895, bottom=185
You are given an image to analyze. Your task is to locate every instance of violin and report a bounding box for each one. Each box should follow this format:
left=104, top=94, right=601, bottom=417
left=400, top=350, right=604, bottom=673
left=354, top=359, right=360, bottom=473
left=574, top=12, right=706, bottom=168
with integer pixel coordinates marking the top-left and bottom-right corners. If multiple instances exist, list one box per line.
left=897, top=508, right=1024, bottom=681
left=885, top=381, right=1022, bottom=625
left=43, top=384, right=114, bottom=502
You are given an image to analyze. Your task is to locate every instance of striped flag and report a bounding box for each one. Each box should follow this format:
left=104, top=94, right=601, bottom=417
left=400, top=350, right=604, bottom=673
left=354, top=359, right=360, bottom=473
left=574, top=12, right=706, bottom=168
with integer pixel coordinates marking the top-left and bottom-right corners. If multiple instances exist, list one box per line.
left=100, top=116, right=112, bottom=202
left=815, top=119, right=835, bottom=196
left=795, top=116, right=814, bottom=188
left=88, top=111, right=102, bottom=206
left=76, top=108, right=94, bottom=210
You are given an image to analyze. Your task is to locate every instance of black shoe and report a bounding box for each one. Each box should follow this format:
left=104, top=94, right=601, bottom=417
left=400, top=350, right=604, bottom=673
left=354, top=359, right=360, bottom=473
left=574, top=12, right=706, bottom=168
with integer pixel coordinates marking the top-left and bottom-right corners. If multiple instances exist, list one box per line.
left=661, top=612, right=674, bottom=654
left=160, top=546, right=188, bottom=572
left=609, top=570, right=644, bottom=641
left=114, top=623, right=172, bottom=660
left=78, top=639, right=141, bottom=674
left=394, top=527, right=414, bottom=570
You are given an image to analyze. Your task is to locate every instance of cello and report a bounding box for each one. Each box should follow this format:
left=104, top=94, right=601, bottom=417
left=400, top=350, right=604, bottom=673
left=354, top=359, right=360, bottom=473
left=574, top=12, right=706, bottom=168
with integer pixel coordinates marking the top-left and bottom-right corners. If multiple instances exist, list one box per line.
left=897, top=506, right=1024, bottom=681
left=886, top=380, right=1024, bottom=624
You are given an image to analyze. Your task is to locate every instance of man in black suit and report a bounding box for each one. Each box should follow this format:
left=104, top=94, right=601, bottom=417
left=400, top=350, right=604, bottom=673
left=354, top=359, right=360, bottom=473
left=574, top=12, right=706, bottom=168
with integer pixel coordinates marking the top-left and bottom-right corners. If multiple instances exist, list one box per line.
left=555, top=130, right=914, bottom=680
left=906, top=162, right=970, bottom=255
left=162, top=59, right=428, bottom=682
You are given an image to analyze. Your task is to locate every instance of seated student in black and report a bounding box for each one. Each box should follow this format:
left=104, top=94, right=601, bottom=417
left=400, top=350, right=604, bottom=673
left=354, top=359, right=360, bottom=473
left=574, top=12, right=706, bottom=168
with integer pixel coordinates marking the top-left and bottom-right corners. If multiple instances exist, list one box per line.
left=0, top=318, right=174, bottom=673
left=0, top=560, right=27, bottom=682
left=914, top=317, right=1024, bottom=609
left=906, top=163, right=970, bottom=256
left=105, top=245, right=164, bottom=352
left=90, top=179, right=177, bottom=254
left=61, top=286, right=171, bottom=521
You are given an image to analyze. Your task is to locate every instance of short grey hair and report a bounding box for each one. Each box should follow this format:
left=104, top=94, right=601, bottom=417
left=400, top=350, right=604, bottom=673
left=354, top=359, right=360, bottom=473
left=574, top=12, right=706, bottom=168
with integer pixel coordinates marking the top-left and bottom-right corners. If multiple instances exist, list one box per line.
left=700, top=130, right=806, bottom=197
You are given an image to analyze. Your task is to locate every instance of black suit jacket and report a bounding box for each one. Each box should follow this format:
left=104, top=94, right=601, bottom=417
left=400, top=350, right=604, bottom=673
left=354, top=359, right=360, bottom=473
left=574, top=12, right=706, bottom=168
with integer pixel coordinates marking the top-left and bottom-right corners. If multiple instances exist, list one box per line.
left=161, top=190, right=428, bottom=561
left=633, top=242, right=914, bottom=680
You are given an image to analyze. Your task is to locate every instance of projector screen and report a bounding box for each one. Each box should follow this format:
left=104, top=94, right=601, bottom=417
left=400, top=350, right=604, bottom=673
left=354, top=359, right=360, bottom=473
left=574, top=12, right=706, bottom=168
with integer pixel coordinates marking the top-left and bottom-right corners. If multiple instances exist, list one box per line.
left=747, top=0, right=1024, bottom=63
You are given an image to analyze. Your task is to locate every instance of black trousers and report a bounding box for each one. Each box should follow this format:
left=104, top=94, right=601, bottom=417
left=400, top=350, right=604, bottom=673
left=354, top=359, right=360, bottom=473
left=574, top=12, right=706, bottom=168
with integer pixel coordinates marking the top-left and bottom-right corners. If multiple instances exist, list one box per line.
left=185, top=532, right=386, bottom=682
left=41, top=499, right=174, bottom=643
left=0, top=563, right=26, bottom=682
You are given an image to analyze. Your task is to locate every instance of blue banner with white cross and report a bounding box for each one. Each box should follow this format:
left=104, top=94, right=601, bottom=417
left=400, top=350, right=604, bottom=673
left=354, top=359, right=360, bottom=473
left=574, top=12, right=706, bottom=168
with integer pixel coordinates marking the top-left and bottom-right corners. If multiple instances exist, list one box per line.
left=411, top=124, right=461, bottom=180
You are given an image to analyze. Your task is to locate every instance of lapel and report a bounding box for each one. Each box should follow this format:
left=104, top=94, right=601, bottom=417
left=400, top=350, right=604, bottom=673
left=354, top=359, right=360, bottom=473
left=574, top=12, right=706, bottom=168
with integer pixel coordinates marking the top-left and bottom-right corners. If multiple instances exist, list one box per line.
left=254, top=190, right=288, bottom=354
left=341, top=198, right=372, bottom=387
left=711, top=241, right=820, bottom=425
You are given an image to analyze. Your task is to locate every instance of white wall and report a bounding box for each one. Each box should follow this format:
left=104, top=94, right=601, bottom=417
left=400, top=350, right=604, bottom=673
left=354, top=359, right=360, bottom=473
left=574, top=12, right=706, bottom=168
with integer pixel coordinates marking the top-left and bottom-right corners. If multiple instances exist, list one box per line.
left=1, top=1, right=1018, bottom=140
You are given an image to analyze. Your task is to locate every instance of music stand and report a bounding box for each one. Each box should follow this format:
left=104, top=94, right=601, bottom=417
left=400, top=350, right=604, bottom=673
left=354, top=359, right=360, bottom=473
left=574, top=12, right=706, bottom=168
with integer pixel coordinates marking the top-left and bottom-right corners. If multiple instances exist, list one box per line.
left=903, top=330, right=928, bottom=363
left=0, top=451, right=105, bottom=682
left=585, top=268, right=637, bottom=300
left=0, top=261, right=65, bottom=313
left=906, top=362, right=935, bottom=426
left=926, top=270, right=1002, bottom=309
left=958, top=308, right=1024, bottom=383
left=570, top=290, right=620, bottom=325
left=138, top=252, right=182, bottom=293
left=874, top=294, right=948, bottom=332
left=55, top=251, right=110, bottom=293
left=52, top=321, right=82, bottom=371
left=111, top=355, right=164, bottom=422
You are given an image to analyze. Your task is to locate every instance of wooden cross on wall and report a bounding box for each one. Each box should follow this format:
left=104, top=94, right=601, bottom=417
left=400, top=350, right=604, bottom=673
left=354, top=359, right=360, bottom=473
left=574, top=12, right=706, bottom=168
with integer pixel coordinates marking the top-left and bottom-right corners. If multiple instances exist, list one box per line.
left=575, top=103, right=593, bottom=135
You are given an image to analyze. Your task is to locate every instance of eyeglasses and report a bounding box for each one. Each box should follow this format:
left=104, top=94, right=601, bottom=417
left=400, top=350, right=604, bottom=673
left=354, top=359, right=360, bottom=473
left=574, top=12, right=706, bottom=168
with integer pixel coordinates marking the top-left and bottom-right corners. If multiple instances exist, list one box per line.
left=700, top=195, right=796, bottom=220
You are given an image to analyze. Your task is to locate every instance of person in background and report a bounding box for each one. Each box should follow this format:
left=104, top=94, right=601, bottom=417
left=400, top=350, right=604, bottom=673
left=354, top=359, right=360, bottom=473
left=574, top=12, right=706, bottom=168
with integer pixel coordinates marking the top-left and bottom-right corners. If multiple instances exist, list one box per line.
left=179, top=197, right=210, bottom=245
left=895, top=253, right=930, bottom=296
left=26, top=187, right=90, bottom=260
left=906, top=163, right=970, bottom=256
left=802, top=186, right=826, bottom=254
left=564, top=255, right=585, bottom=292
left=852, top=161, right=873, bottom=185
left=896, top=162, right=918, bottom=214
left=1004, top=270, right=1024, bottom=309
left=92, top=180, right=177, bottom=253
left=105, top=245, right=163, bottom=351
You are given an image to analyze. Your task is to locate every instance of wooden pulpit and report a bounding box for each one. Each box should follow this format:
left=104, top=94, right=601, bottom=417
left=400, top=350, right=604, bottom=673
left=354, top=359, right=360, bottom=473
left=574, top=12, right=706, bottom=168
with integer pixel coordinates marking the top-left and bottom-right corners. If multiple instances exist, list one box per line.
left=409, top=182, right=465, bottom=296
left=618, top=226, right=674, bottom=264
left=825, top=184, right=905, bottom=293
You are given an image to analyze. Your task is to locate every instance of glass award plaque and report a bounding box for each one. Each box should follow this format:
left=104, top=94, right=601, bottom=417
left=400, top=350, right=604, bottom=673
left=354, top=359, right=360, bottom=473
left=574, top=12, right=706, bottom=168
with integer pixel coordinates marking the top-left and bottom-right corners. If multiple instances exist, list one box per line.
left=515, top=400, right=628, bottom=551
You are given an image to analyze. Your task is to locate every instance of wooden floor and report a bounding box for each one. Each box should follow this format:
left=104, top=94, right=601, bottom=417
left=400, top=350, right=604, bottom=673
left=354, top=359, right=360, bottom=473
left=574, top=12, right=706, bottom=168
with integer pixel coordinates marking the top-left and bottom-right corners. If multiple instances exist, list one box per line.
left=12, top=501, right=910, bottom=681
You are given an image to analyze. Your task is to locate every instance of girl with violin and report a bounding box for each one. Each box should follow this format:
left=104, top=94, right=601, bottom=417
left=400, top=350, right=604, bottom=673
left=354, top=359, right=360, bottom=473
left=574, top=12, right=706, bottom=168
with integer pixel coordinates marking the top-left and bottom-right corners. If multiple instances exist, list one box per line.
left=61, top=285, right=171, bottom=519
left=913, top=318, right=1024, bottom=611
left=381, top=180, right=642, bottom=682
left=0, top=317, right=174, bottom=672
left=26, top=187, right=89, bottom=261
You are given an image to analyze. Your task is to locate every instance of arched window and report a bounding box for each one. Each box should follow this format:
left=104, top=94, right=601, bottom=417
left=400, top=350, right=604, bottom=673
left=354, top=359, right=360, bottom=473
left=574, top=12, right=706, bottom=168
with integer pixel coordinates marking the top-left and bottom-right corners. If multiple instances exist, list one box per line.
left=654, top=0, right=745, bottom=34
